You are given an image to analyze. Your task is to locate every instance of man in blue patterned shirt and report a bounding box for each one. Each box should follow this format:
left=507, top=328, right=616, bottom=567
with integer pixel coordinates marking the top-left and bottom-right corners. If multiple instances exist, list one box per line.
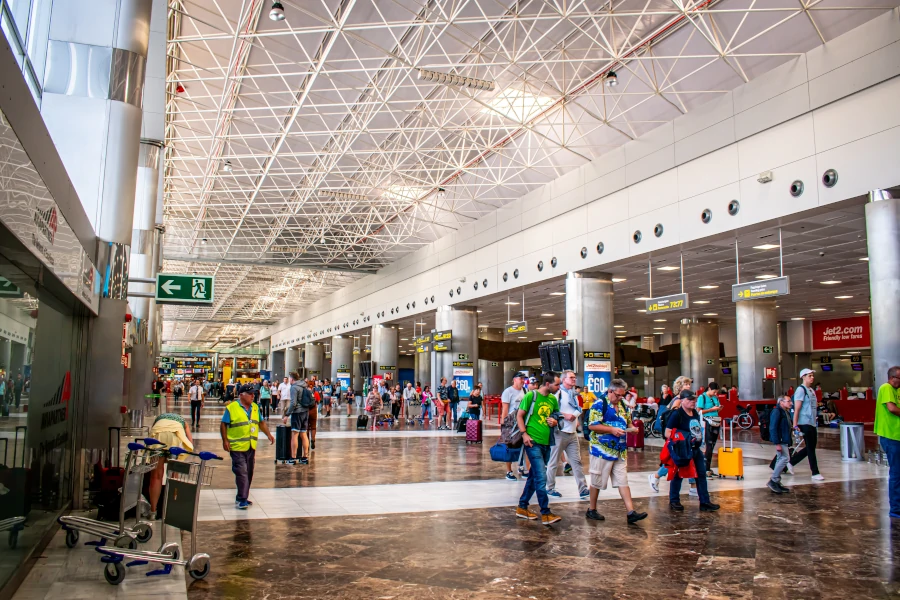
left=585, top=378, right=647, bottom=524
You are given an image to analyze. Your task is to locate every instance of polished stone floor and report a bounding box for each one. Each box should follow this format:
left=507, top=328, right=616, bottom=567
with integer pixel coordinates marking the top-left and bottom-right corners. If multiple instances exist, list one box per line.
left=9, top=397, right=899, bottom=599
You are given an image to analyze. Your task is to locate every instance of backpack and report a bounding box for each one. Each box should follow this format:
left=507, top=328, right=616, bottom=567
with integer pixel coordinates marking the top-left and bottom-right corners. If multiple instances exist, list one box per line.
left=293, top=385, right=314, bottom=410
left=667, top=430, right=693, bottom=467
left=582, top=397, right=609, bottom=441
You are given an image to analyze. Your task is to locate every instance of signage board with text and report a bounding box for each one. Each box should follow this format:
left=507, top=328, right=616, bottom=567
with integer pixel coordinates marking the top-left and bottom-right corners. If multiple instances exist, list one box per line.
left=583, top=352, right=612, bottom=395
left=433, top=340, right=451, bottom=352
left=433, top=330, right=452, bottom=342
left=811, top=316, right=870, bottom=351
left=645, top=293, right=689, bottom=314
left=732, top=276, right=790, bottom=301
left=506, top=321, right=528, bottom=334
left=453, top=366, right=474, bottom=399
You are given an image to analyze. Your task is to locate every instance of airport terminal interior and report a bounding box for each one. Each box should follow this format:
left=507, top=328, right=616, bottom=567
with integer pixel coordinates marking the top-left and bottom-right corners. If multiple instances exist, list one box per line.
left=1, top=0, right=900, bottom=598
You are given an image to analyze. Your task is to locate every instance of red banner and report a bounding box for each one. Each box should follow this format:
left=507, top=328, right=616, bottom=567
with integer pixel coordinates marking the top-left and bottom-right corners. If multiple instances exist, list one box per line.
left=812, top=316, right=870, bottom=351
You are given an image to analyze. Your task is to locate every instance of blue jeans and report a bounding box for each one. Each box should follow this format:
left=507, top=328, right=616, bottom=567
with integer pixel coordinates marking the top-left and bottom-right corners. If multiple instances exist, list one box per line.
left=421, top=404, right=431, bottom=419
left=519, top=443, right=552, bottom=514
left=230, top=448, right=256, bottom=503
left=449, top=402, right=459, bottom=423
left=880, top=436, right=900, bottom=518
left=669, top=446, right=710, bottom=504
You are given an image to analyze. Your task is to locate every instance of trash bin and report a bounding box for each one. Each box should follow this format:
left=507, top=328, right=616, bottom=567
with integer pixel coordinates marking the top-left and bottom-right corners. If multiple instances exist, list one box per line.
left=839, top=422, right=865, bottom=462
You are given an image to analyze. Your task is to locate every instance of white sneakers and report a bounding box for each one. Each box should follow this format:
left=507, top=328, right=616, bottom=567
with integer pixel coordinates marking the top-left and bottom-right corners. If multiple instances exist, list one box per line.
left=786, top=463, right=795, bottom=475
left=811, top=474, right=825, bottom=481
left=648, top=474, right=659, bottom=493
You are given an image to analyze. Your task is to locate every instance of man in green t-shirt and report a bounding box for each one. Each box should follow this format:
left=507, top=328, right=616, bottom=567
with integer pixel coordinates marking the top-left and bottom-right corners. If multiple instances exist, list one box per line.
left=874, top=366, right=900, bottom=519
left=515, top=372, right=561, bottom=526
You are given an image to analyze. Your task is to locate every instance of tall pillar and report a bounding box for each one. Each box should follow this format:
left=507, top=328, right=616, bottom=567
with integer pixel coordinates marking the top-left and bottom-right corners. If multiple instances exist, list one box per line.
left=414, top=350, right=431, bottom=388
left=372, top=325, right=399, bottom=384
left=284, top=347, right=300, bottom=375
left=736, top=299, right=778, bottom=399
left=351, top=336, right=364, bottom=391
left=478, top=327, right=504, bottom=395
left=679, top=319, right=720, bottom=385
left=269, top=350, right=285, bottom=381
left=331, top=336, right=353, bottom=388
left=866, top=191, right=900, bottom=389
left=0, top=337, right=10, bottom=371
left=565, top=272, right=614, bottom=387
left=431, top=306, right=478, bottom=397
left=304, top=343, right=324, bottom=378
left=9, top=341, right=26, bottom=377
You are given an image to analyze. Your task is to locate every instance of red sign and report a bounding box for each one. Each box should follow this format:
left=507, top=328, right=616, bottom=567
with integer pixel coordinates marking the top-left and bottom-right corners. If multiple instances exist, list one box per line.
left=812, top=316, right=870, bottom=351
left=765, top=367, right=777, bottom=380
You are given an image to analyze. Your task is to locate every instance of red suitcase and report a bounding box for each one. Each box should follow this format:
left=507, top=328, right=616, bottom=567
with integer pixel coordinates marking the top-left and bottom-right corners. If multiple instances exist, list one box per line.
left=626, top=419, right=645, bottom=450
left=465, top=418, right=483, bottom=444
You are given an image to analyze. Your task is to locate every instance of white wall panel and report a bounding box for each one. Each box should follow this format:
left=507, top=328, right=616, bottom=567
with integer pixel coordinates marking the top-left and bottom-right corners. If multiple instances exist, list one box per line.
left=732, top=56, right=808, bottom=114
left=587, top=189, right=629, bottom=231
left=816, top=125, right=900, bottom=205
left=677, top=144, right=739, bottom=201
left=625, top=122, right=674, bottom=163
left=625, top=145, right=676, bottom=186
left=496, top=233, right=524, bottom=263
left=738, top=156, right=819, bottom=224
left=627, top=169, right=678, bottom=217
left=551, top=233, right=588, bottom=274
left=733, top=83, right=810, bottom=141
left=583, top=167, right=626, bottom=202
left=554, top=186, right=586, bottom=215
left=677, top=182, right=743, bottom=244
left=809, top=40, right=900, bottom=109
left=813, top=74, right=900, bottom=152
left=552, top=205, right=587, bottom=244
left=737, top=113, right=816, bottom=179
left=674, top=118, right=736, bottom=166
left=674, top=92, right=734, bottom=141
left=626, top=204, right=682, bottom=256
left=583, top=146, right=625, bottom=181
left=474, top=211, right=496, bottom=234
left=496, top=210, right=522, bottom=239
left=805, top=9, right=900, bottom=80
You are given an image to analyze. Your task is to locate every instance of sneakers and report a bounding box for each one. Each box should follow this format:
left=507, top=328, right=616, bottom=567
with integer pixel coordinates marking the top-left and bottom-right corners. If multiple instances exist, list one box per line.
left=585, top=509, right=605, bottom=521
left=579, top=489, right=591, bottom=501
left=670, top=501, right=685, bottom=512
left=505, top=471, right=517, bottom=481
left=648, top=474, right=659, bottom=493
left=776, top=482, right=791, bottom=493
left=811, top=474, right=825, bottom=481
left=786, top=463, right=795, bottom=475
left=627, top=511, right=648, bottom=524
left=515, top=507, right=538, bottom=520
left=689, top=487, right=699, bottom=497
left=699, top=502, right=721, bottom=512
left=237, top=501, right=250, bottom=510
left=767, top=480, right=783, bottom=494
left=706, top=470, right=716, bottom=478
left=299, top=457, right=309, bottom=465
left=541, top=513, right=562, bottom=526
left=547, top=490, right=563, bottom=498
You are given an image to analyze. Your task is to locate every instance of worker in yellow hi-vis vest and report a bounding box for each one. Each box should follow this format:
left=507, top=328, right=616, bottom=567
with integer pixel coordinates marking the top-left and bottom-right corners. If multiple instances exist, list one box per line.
left=221, top=383, right=274, bottom=509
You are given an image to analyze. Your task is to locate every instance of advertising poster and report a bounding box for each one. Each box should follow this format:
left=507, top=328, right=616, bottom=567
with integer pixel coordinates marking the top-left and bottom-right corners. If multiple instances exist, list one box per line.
left=337, top=372, right=351, bottom=391
left=811, top=316, right=870, bottom=350
left=583, top=359, right=612, bottom=395
left=453, top=366, right=474, bottom=399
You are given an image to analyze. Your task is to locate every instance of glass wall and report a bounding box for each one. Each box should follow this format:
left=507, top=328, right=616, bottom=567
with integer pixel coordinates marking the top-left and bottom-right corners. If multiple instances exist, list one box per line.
left=0, top=0, right=52, bottom=103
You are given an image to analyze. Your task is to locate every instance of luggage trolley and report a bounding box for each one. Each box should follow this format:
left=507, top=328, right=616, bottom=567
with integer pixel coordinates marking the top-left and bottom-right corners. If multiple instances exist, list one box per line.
left=59, top=439, right=161, bottom=549
left=98, top=447, right=222, bottom=585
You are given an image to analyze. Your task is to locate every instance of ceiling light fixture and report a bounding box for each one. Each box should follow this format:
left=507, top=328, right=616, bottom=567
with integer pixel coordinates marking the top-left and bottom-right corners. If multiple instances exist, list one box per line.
left=612, top=277, right=627, bottom=283
left=753, top=244, right=780, bottom=250
left=835, top=295, right=853, bottom=299
left=505, top=301, right=520, bottom=305
left=614, top=325, right=624, bottom=328
left=810, top=308, right=827, bottom=312
left=653, top=319, right=667, bottom=322
left=550, top=292, right=565, bottom=296
left=698, top=285, right=718, bottom=290
left=605, top=70, right=618, bottom=87
left=855, top=310, right=869, bottom=314
left=653, top=327, right=665, bottom=330
left=702, top=313, right=718, bottom=316
left=791, top=317, right=805, bottom=321
left=637, top=309, right=647, bottom=313
left=820, top=280, right=842, bottom=285
left=658, top=266, right=680, bottom=271
left=536, top=327, right=547, bottom=330
left=540, top=313, right=555, bottom=317
left=418, top=68, right=495, bottom=91
left=222, top=160, right=233, bottom=173
left=635, top=296, right=650, bottom=301
left=269, top=1, right=285, bottom=21
left=755, top=274, right=778, bottom=280
left=694, top=300, right=710, bottom=304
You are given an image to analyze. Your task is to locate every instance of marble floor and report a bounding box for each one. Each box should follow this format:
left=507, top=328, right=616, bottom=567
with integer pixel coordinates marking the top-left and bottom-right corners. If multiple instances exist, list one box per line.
left=9, top=399, right=900, bottom=599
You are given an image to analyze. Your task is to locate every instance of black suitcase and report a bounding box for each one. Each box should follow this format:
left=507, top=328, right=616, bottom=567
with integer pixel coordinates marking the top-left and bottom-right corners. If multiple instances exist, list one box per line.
left=275, top=425, right=298, bottom=463
left=456, top=415, right=469, bottom=433
left=356, top=415, right=369, bottom=430
left=0, top=426, right=32, bottom=519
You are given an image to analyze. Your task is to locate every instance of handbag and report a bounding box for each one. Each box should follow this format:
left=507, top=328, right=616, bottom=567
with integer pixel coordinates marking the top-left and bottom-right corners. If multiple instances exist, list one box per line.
left=506, top=394, right=536, bottom=449
left=489, top=442, right=522, bottom=463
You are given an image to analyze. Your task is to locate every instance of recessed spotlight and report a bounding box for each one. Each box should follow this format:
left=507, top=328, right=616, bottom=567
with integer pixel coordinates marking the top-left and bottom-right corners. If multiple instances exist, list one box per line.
left=855, top=310, right=869, bottom=314
left=635, top=297, right=650, bottom=301
left=478, top=324, right=489, bottom=328
left=543, top=333, right=553, bottom=336
left=702, top=313, right=718, bottom=316
left=550, top=292, right=566, bottom=296
left=476, top=310, right=483, bottom=313
left=835, top=295, right=853, bottom=299
left=518, top=336, right=527, bottom=339
left=222, top=160, right=233, bottom=172
left=753, top=244, right=780, bottom=250
left=653, top=327, right=665, bottom=330
left=614, top=325, right=624, bottom=328
left=810, top=308, right=826, bottom=312
left=637, top=309, right=647, bottom=313
left=658, top=266, right=680, bottom=271
left=698, top=285, right=719, bottom=290
left=612, top=278, right=627, bottom=283
left=505, top=301, right=520, bottom=305
left=536, top=327, right=547, bottom=330
left=755, top=274, right=778, bottom=280
left=694, top=300, right=710, bottom=304
left=540, top=313, right=555, bottom=317
left=653, top=319, right=666, bottom=322
left=860, top=257, right=869, bottom=261
left=820, top=280, right=842, bottom=285
left=791, top=317, right=805, bottom=321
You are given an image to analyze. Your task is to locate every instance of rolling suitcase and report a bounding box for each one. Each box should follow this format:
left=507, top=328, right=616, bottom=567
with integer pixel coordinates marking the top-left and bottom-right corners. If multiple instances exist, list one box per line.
left=96, top=427, right=125, bottom=492
left=626, top=419, right=645, bottom=450
left=717, top=418, right=744, bottom=480
left=465, top=418, right=483, bottom=444
left=275, top=424, right=295, bottom=463
left=356, top=414, right=369, bottom=430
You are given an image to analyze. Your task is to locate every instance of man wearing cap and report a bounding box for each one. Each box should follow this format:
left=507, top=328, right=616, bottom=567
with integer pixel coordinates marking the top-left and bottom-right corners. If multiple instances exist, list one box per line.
left=221, top=383, right=275, bottom=509
left=664, top=390, right=719, bottom=512
left=874, top=366, right=900, bottom=519
left=501, top=372, right=527, bottom=480
left=790, top=369, right=824, bottom=481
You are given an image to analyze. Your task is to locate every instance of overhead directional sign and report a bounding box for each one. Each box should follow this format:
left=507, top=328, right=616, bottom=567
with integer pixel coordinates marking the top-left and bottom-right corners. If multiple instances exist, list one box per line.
left=506, top=321, right=528, bottom=334
left=433, top=340, right=451, bottom=352
left=155, top=273, right=214, bottom=305
left=584, top=351, right=611, bottom=359
left=453, top=361, right=473, bottom=367
left=646, top=293, right=689, bottom=314
left=433, top=330, right=452, bottom=342
left=733, top=276, right=790, bottom=302
left=0, top=277, right=23, bottom=298
left=415, top=334, right=432, bottom=344
left=416, top=343, right=431, bottom=353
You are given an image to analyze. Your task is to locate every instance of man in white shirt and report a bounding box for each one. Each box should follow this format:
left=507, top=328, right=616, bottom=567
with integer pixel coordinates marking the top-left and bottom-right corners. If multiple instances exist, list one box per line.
left=546, top=370, right=589, bottom=500
left=189, top=379, right=204, bottom=430
left=500, top=372, right=527, bottom=480
left=277, top=377, right=291, bottom=416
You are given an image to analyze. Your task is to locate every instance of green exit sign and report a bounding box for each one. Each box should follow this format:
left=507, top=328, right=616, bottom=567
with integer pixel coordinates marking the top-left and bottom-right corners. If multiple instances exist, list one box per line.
left=0, top=277, right=23, bottom=298
left=762, top=346, right=774, bottom=354
left=155, top=273, right=214, bottom=305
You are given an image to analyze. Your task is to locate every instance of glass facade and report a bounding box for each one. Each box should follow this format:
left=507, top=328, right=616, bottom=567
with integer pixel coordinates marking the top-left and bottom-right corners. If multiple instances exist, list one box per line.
left=1, top=0, right=52, bottom=104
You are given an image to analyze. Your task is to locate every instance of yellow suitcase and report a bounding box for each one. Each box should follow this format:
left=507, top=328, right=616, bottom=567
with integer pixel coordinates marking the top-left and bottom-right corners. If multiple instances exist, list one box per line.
left=717, top=419, right=744, bottom=480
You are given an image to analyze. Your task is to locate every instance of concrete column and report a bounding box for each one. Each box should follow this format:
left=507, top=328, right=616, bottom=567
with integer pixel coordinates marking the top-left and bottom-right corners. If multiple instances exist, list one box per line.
left=640, top=335, right=659, bottom=351
left=478, top=360, right=504, bottom=395
left=736, top=299, right=778, bottom=399
left=9, top=341, right=26, bottom=377
left=503, top=361, right=522, bottom=382
left=371, top=325, right=399, bottom=383
left=269, top=350, right=285, bottom=381
left=351, top=336, right=364, bottom=391
left=0, top=337, right=10, bottom=371
left=284, top=347, right=300, bottom=375
left=866, top=191, right=900, bottom=389
left=565, top=272, right=614, bottom=386
left=414, top=350, right=431, bottom=389
left=679, top=319, right=720, bottom=385
left=304, top=343, right=324, bottom=378
left=431, top=306, right=478, bottom=395
left=331, top=336, right=353, bottom=383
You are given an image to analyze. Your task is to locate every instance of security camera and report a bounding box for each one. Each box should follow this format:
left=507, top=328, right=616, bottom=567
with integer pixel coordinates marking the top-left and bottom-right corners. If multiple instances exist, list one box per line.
left=269, top=2, right=285, bottom=21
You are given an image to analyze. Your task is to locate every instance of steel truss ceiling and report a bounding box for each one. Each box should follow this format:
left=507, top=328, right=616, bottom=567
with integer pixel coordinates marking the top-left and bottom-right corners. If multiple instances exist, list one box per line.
left=162, top=0, right=896, bottom=345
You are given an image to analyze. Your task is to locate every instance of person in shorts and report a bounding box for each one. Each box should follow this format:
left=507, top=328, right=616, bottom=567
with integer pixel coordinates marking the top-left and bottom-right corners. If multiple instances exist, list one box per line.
left=282, top=373, right=311, bottom=465
left=436, top=377, right=451, bottom=430
left=585, top=378, right=647, bottom=524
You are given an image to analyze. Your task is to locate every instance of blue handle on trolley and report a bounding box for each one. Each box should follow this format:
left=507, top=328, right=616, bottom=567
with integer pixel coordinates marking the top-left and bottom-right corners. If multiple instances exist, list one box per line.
left=127, top=442, right=145, bottom=451
left=167, top=447, right=222, bottom=461
left=143, top=437, right=164, bottom=446
left=169, top=447, right=187, bottom=457
left=197, top=451, right=223, bottom=461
